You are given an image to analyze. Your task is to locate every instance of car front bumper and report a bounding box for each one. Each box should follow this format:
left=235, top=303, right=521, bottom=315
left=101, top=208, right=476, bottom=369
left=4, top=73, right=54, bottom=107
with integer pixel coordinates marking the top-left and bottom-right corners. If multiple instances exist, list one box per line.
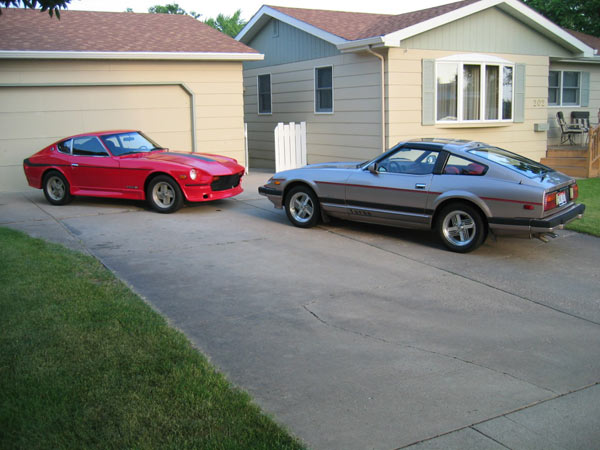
left=258, top=186, right=284, bottom=208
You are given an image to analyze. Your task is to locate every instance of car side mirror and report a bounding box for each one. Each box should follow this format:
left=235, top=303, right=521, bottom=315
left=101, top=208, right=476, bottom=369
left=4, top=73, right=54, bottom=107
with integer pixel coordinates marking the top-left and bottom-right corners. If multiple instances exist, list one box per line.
left=368, top=163, right=378, bottom=174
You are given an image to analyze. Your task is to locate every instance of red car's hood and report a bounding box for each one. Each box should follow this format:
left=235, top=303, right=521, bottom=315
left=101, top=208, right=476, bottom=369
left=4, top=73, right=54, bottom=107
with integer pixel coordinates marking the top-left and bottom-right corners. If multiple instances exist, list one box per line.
left=134, top=151, right=242, bottom=174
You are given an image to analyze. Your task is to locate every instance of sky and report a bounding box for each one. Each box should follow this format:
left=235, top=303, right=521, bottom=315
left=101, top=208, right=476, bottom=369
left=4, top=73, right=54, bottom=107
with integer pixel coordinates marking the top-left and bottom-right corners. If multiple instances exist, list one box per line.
left=66, top=0, right=456, bottom=21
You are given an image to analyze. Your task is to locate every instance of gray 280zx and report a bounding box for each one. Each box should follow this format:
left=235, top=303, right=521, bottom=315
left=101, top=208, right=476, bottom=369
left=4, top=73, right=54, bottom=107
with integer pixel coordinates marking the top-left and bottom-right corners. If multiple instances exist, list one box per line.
left=259, top=139, right=585, bottom=253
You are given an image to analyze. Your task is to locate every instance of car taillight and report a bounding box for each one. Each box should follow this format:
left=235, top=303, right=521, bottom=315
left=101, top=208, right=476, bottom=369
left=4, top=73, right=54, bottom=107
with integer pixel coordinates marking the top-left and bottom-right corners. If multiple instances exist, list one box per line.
left=544, top=192, right=557, bottom=211
left=570, top=183, right=579, bottom=201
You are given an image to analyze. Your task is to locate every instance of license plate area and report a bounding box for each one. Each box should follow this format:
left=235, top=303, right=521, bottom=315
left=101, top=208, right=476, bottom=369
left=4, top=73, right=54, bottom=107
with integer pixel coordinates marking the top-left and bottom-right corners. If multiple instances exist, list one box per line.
left=557, top=190, right=567, bottom=207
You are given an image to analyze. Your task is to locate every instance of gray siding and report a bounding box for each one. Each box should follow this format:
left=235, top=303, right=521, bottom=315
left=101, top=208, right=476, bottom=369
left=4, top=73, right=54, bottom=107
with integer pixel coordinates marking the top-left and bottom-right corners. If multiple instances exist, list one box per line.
left=244, top=53, right=382, bottom=169
left=244, top=19, right=340, bottom=70
left=403, top=7, right=572, bottom=58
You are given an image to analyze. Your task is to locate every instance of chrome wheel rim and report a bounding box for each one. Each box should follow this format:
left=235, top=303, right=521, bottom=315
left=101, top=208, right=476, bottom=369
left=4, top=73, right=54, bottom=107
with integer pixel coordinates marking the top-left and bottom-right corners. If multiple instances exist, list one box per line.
left=47, top=176, right=66, bottom=201
left=152, top=181, right=175, bottom=208
left=289, top=192, right=314, bottom=223
left=442, top=210, right=476, bottom=247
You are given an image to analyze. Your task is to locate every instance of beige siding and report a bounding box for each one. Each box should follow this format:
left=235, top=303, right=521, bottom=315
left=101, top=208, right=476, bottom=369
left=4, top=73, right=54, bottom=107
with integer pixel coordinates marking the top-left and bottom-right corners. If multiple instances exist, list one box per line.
left=387, top=48, right=550, bottom=162
left=0, top=59, right=246, bottom=192
left=243, top=53, right=382, bottom=169
left=403, top=7, right=572, bottom=58
left=546, top=62, right=600, bottom=146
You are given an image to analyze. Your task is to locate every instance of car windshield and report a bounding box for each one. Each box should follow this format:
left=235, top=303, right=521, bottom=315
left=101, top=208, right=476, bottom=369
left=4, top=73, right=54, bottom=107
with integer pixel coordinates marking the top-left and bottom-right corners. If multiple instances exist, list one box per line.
left=100, top=132, right=163, bottom=156
left=468, top=146, right=553, bottom=178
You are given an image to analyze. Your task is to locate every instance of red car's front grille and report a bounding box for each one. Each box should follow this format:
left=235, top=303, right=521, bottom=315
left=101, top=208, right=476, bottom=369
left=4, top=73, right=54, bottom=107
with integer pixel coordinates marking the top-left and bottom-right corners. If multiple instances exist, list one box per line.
left=211, top=173, right=242, bottom=191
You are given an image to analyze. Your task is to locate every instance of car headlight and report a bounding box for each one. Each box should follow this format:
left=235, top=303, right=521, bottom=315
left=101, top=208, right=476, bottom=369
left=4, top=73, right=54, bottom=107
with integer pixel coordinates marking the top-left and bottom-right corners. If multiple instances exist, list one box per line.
left=189, top=169, right=198, bottom=180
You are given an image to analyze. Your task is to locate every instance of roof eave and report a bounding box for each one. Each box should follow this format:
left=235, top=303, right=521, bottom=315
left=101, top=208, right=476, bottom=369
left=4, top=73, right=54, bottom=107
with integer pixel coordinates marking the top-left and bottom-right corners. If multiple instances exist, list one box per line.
left=379, top=0, right=594, bottom=57
left=236, top=5, right=347, bottom=46
left=0, top=51, right=264, bottom=61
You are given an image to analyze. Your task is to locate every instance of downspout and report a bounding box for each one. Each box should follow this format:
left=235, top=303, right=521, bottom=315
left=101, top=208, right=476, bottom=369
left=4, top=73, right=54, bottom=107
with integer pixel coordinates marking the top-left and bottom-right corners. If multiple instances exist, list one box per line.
left=365, top=45, right=386, bottom=152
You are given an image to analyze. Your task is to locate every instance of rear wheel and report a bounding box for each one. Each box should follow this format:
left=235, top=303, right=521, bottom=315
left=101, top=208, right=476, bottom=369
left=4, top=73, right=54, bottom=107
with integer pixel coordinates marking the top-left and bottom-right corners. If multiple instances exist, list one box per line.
left=147, top=175, right=183, bottom=213
left=285, top=186, right=320, bottom=228
left=436, top=203, right=485, bottom=253
left=42, top=171, right=72, bottom=205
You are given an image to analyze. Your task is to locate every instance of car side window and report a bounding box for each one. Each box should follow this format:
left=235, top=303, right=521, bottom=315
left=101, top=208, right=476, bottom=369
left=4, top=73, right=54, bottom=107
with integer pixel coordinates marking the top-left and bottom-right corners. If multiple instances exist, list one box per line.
left=72, top=137, right=109, bottom=157
left=57, top=139, right=72, bottom=154
left=378, top=148, right=439, bottom=175
left=443, top=155, right=487, bottom=175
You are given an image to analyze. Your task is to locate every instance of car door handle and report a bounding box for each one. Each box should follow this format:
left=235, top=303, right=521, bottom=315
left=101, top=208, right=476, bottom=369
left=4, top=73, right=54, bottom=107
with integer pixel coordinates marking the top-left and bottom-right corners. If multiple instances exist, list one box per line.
left=415, top=183, right=426, bottom=190
left=71, top=163, right=79, bottom=167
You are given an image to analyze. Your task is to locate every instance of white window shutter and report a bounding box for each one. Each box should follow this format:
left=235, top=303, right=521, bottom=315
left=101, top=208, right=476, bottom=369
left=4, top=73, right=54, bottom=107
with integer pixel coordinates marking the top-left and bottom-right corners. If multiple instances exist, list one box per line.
left=581, top=72, right=590, bottom=107
left=514, top=64, right=526, bottom=123
left=422, top=59, right=435, bottom=126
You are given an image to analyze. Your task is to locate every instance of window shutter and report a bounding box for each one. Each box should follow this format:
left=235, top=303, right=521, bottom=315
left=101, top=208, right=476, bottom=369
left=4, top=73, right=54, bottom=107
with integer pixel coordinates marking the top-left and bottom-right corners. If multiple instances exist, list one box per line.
left=422, top=59, right=435, bottom=126
left=581, top=72, right=590, bottom=107
left=514, top=64, right=526, bottom=123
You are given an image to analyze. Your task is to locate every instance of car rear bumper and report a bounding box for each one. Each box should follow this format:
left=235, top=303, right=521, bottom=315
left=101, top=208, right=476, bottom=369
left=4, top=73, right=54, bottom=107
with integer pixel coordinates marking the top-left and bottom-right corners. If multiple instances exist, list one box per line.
left=489, top=202, right=585, bottom=234
left=258, top=186, right=283, bottom=208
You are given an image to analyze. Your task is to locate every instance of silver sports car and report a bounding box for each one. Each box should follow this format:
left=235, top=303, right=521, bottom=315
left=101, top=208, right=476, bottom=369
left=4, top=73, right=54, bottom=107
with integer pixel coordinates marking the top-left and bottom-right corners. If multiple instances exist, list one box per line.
left=258, top=139, right=585, bottom=253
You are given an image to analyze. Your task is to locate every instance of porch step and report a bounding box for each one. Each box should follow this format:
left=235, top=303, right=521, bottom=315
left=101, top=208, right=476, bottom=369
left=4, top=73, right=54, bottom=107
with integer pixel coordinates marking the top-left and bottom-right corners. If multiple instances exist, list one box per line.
left=545, top=148, right=588, bottom=158
left=541, top=156, right=587, bottom=168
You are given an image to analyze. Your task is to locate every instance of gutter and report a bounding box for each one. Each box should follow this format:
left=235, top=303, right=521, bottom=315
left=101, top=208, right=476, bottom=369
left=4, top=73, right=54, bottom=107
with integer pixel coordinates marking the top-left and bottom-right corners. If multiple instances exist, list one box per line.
left=0, top=51, right=264, bottom=61
left=365, top=46, right=386, bottom=153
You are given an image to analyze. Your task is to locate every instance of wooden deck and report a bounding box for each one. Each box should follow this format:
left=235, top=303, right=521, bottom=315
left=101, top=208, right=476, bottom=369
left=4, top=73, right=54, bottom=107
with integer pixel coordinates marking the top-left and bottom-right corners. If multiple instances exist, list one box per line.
left=542, top=127, right=600, bottom=178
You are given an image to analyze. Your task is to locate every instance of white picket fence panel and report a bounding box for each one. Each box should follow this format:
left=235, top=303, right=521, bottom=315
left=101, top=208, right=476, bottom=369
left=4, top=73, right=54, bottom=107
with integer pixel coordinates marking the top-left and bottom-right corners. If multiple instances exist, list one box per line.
left=274, top=121, right=306, bottom=172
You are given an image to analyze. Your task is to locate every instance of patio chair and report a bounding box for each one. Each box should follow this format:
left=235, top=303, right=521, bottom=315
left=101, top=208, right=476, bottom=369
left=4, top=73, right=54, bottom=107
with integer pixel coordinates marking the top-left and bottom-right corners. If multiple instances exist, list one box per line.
left=571, top=111, right=590, bottom=143
left=557, top=111, right=585, bottom=145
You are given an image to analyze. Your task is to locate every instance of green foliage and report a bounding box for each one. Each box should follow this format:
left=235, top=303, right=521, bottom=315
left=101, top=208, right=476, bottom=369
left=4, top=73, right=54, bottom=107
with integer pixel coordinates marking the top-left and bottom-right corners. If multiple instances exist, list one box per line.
left=204, top=9, right=246, bottom=38
left=0, top=228, right=305, bottom=449
left=522, top=0, right=600, bottom=36
left=566, top=177, right=600, bottom=236
left=147, top=2, right=200, bottom=19
left=0, top=0, right=70, bottom=17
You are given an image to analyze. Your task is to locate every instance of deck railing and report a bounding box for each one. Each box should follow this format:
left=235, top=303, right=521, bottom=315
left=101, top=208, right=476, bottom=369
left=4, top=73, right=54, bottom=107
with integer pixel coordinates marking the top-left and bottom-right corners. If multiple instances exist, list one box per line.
left=588, top=124, right=600, bottom=177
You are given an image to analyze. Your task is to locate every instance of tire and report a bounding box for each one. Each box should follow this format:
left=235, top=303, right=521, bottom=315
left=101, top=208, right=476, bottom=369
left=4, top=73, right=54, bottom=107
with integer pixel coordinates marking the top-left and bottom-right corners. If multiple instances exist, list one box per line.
left=42, top=171, right=72, bottom=205
left=147, top=175, right=183, bottom=213
left=436, top=203, right=486, bottom=253
left=285, top=185, right=320, bottom=228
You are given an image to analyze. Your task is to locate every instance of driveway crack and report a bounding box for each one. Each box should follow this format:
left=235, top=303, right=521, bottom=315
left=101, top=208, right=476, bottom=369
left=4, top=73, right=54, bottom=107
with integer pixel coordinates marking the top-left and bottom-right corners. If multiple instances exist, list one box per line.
left=302, top=301, right=558, bottom=395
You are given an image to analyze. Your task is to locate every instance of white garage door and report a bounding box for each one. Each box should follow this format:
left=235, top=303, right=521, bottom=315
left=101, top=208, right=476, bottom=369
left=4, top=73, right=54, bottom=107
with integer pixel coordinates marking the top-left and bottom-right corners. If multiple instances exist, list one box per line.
left=0, top=84, right=192, bottom=192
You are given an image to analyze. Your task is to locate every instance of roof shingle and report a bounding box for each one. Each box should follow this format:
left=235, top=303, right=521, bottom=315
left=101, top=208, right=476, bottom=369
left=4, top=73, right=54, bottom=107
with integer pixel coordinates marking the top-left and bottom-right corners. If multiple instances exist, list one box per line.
left=0, top=8, right=258, bottom=54
left=269, top=0, right=479, bottom=41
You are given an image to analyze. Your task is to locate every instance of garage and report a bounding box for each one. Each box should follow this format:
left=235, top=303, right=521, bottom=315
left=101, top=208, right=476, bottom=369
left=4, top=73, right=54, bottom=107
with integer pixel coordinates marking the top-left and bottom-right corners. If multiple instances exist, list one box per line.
left=0, top=9, right=262, bottom=192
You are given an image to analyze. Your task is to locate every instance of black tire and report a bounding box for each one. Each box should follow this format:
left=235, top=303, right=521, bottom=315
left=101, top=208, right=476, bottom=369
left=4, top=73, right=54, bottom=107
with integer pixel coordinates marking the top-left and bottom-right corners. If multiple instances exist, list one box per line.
left=436, top=202, right=486, bottom=253
left=285, top=185, right=320, bottom=228
left=42, top=171, right=72, bottom=205
left=146, top=175, right=183, bottom=213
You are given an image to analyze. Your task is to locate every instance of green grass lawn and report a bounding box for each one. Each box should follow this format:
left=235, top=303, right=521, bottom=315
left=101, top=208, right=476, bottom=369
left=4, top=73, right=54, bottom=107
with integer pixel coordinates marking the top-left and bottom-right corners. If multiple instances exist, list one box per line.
left=0, top=227, right=304, bottom=450
left=566, top=177, right=600, bottom=237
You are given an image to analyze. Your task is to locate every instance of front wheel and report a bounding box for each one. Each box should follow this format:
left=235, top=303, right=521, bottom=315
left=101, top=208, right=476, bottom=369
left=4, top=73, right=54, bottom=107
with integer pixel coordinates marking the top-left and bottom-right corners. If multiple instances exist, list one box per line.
left=147, top=175, right=183, bottom=213
left=42, top=171, right=72, bottom=205
left=285, top=186, right=320, bottom=228
left=436, top=203, right=486, bottom=253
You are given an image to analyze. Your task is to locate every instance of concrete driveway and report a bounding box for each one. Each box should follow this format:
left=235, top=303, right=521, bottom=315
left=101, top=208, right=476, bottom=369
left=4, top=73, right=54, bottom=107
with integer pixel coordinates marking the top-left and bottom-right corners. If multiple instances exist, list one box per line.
left=2, top=171, right=600, bottom=450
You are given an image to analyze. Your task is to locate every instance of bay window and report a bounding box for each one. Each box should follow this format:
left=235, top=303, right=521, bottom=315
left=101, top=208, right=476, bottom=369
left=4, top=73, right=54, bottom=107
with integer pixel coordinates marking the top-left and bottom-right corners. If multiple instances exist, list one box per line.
left=436, top=60, right=514, bottom=122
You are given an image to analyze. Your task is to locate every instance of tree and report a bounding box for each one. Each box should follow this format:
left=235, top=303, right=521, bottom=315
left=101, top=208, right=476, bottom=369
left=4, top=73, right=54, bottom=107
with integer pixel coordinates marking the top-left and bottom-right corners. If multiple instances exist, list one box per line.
left=204, top=9, right=246, bottom=38
left=522, top=0, right=600, bottom=37
left=0, top=0, right=70, bottom=17
left=147, top=3, right=200, bottom=19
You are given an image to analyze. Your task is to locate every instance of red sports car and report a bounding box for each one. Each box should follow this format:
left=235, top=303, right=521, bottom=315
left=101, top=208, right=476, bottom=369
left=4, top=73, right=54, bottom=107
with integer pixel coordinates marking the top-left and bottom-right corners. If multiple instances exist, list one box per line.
left=23, top=130, right=245, bottom=213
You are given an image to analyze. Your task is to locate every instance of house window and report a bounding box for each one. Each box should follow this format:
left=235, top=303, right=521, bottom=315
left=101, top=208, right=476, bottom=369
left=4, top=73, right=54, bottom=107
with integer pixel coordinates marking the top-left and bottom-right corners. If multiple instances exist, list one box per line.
left=257, top=74, right=271, bottom=114
left=436, top=61, right=514, bottom=122
left=315, top=66, right=333, bottom=113
left=548, top=71, right=580, bottom=106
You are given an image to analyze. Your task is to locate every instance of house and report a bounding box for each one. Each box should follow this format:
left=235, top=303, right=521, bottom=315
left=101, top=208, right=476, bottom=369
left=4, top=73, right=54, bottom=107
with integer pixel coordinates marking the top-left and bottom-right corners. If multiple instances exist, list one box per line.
left=0, top=8, right=262, bottom=192
left=237, top=0, right=599, bottom=174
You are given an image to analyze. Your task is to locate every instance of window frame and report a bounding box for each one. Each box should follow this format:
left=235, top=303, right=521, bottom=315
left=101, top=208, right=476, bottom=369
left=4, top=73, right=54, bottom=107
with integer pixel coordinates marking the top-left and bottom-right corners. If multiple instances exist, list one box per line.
left=435, top=59, right=514, bottom=124
left=548, top=70, right=581, bottom=107
left=314, top=65, right=334, bottom=114
left=257, top=73, right=272, bottom=115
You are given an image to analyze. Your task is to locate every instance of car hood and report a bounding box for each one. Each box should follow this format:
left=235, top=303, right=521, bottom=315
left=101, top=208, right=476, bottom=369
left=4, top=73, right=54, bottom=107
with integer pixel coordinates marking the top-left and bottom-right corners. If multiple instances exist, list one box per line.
left=304, top=161, right=362, bottom=169
left=133, top=151, right=242, bottom=173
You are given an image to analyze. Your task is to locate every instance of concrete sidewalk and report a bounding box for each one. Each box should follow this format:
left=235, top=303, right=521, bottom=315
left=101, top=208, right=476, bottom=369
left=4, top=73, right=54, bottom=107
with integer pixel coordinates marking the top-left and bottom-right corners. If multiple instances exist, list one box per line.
left=2, top=172, right=600, bottom=450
